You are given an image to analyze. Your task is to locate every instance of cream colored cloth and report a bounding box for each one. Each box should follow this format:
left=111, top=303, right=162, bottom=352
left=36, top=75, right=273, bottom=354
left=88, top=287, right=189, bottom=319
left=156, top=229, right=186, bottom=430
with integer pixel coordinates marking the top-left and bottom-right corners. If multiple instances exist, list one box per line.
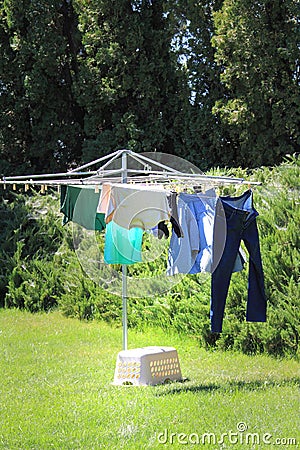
left=97, top=183, right=171, bottom=230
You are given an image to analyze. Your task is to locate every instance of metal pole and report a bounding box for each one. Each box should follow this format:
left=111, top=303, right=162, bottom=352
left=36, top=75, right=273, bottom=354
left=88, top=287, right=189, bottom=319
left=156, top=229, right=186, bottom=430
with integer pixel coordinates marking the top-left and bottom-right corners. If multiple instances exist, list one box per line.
left=122, top=265, right=128, bottom=351
left=121, top=151, right=128, bottom=351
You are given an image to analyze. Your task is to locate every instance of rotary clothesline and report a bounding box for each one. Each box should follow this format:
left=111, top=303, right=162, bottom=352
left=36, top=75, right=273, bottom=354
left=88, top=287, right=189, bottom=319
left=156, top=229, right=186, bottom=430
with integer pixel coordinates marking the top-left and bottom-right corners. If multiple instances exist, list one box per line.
left=1, top=149, right=261, bottom=187
left=1, top=149, right=262, bottom=350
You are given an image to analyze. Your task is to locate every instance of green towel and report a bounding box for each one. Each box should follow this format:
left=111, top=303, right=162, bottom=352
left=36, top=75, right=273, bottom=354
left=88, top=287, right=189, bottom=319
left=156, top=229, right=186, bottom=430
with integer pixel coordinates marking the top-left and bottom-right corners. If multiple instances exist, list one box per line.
left=60, top=185, right=105, bottom=231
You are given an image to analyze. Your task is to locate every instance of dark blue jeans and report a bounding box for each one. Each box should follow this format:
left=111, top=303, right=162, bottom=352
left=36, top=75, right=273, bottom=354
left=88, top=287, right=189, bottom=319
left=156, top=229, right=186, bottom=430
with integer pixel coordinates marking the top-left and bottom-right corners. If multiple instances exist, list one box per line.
left=210, top=190, right=267, bottom=333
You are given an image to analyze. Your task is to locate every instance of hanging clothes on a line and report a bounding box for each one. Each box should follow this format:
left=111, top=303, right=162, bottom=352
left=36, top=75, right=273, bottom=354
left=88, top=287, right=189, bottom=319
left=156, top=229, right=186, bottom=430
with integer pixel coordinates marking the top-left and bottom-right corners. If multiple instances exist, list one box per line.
left=98, top=183, right=172, bottom=265
left=167, top=189, right=246, bottom=275
left=60, top=182, right=267, bottom=330
left=60, top=185, right=106, bottom=231
left=210, top=189, right=267, bottom=333
left=97, top=183, right=171, bottom=230
left=165, top=191, right=184, bottom=238
left=104, top=221, right=143, bottom=265
left=152, top=191, right=183, bottom=239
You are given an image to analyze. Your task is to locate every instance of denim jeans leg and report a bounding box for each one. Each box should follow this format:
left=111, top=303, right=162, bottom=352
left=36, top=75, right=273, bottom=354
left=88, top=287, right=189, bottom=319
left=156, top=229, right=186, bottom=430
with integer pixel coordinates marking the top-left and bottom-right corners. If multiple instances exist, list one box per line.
left=211, top=206, right=244, bottom=333
left=241, top=219, right=267, bottom=322
left=211, top=197, right=267, bottom=332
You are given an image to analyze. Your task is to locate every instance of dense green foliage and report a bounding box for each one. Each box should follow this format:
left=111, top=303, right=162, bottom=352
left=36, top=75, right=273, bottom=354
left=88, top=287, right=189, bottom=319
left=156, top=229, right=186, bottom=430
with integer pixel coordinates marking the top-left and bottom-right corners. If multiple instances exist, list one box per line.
left=0, top=0, right=84, bottom=174
left=0, top=0, right=299, bottom=173
left=212, top=0, right=300, bottom=167
left=0, top=157, right=299, bottom=358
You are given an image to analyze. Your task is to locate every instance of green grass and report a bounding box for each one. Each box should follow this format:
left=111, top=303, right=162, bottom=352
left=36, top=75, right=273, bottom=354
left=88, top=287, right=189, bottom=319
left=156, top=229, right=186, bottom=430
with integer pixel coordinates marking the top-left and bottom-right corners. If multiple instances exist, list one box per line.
left=0, top=309, right=299, bottom=449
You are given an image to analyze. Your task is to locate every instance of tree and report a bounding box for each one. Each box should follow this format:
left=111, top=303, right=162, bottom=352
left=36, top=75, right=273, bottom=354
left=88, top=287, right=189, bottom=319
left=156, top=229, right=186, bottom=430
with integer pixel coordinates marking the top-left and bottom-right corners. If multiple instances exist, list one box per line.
left=0, top=2, right=32, bottom=174
left=168, top=0, right=239, bottom=170
left=1, top=0, right=298, bottom=172
left=0, top=0, right=84, bottom=174
left=212, top=0, right=300, bottom=167
left=73, top=0, right=187, bottom=162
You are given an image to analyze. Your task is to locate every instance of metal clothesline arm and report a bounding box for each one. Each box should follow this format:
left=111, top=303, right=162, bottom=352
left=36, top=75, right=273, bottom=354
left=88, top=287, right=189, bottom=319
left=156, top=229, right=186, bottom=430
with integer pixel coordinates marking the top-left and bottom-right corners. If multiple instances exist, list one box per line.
left=1, top=148, right=261, bottom=186
left=1, top=171, right=262, bottom=186
left=126, top=150, right=185, bottom=175
left=68, top=149, right=124, bottom=173
left=2, top=171, right=98, bottom=181
left=95, top=151, right=127, bottom=174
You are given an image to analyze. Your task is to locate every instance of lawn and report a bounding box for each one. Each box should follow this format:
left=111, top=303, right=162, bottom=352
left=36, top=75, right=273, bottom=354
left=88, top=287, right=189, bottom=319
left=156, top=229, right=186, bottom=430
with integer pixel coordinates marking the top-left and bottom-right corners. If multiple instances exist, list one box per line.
left=0, top=309, right=299, bottom=449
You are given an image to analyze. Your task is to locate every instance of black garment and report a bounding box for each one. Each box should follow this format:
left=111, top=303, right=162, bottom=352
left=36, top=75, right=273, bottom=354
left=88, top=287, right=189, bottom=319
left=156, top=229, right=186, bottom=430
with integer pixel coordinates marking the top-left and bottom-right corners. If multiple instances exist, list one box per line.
left=168, top=192, right=184, bottom=238
left=157, top=221, right=169, bottom=239
left=156, top=192, right=183, bottom=239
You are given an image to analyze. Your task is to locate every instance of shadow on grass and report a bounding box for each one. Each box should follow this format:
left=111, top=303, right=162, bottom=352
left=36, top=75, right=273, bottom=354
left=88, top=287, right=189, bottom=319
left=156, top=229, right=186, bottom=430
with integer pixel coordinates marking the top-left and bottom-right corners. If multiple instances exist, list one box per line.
left=154, top=377, right=300, bottom=396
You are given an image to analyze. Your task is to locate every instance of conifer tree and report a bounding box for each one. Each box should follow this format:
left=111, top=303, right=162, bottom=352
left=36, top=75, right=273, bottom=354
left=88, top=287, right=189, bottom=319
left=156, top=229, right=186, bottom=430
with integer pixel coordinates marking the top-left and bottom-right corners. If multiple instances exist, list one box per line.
left=169, top=0, right=234, bottom=170
left=0, top=2, right=31, bottom=174
left=1, top=0, right=299, bottom=172
left=73, top=0, right=186, bottom=161
left=0, top=0, right=84, bottom=174
left=212, top=0, right=300, bottom=167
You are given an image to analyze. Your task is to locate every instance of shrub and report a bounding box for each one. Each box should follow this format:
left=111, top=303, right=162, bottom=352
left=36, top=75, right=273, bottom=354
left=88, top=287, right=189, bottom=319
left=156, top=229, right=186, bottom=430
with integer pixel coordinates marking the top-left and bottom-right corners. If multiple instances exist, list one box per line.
left=0, top=156, right=299, bottom=358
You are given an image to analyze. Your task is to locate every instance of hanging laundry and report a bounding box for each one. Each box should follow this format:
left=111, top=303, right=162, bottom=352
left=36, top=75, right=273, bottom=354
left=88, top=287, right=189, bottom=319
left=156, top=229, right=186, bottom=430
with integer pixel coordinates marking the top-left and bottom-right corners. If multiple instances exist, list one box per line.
left=104, top=221, right=143, bottom=265
left=167, top=190, right=246, bottom=275
left=167, top=192, right=200, bottom=275
left=152, top=191, right=183, bottom=240
left=167, top=191, right=184, bottom=238
left=97, top=183, right=111, bottom=217
left=97, top=183, right=171, bottom=230
left=210, top=189, right=267, bottom=333
left=151, top=222, right=169, bottom=240
left=60, top=185, right=106, bottom=231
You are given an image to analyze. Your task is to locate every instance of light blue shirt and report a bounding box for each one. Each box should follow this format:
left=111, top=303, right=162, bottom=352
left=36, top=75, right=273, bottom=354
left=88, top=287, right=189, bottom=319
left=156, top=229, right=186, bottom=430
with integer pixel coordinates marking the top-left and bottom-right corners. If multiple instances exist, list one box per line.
left=167, top=190, right=245, bottom=275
